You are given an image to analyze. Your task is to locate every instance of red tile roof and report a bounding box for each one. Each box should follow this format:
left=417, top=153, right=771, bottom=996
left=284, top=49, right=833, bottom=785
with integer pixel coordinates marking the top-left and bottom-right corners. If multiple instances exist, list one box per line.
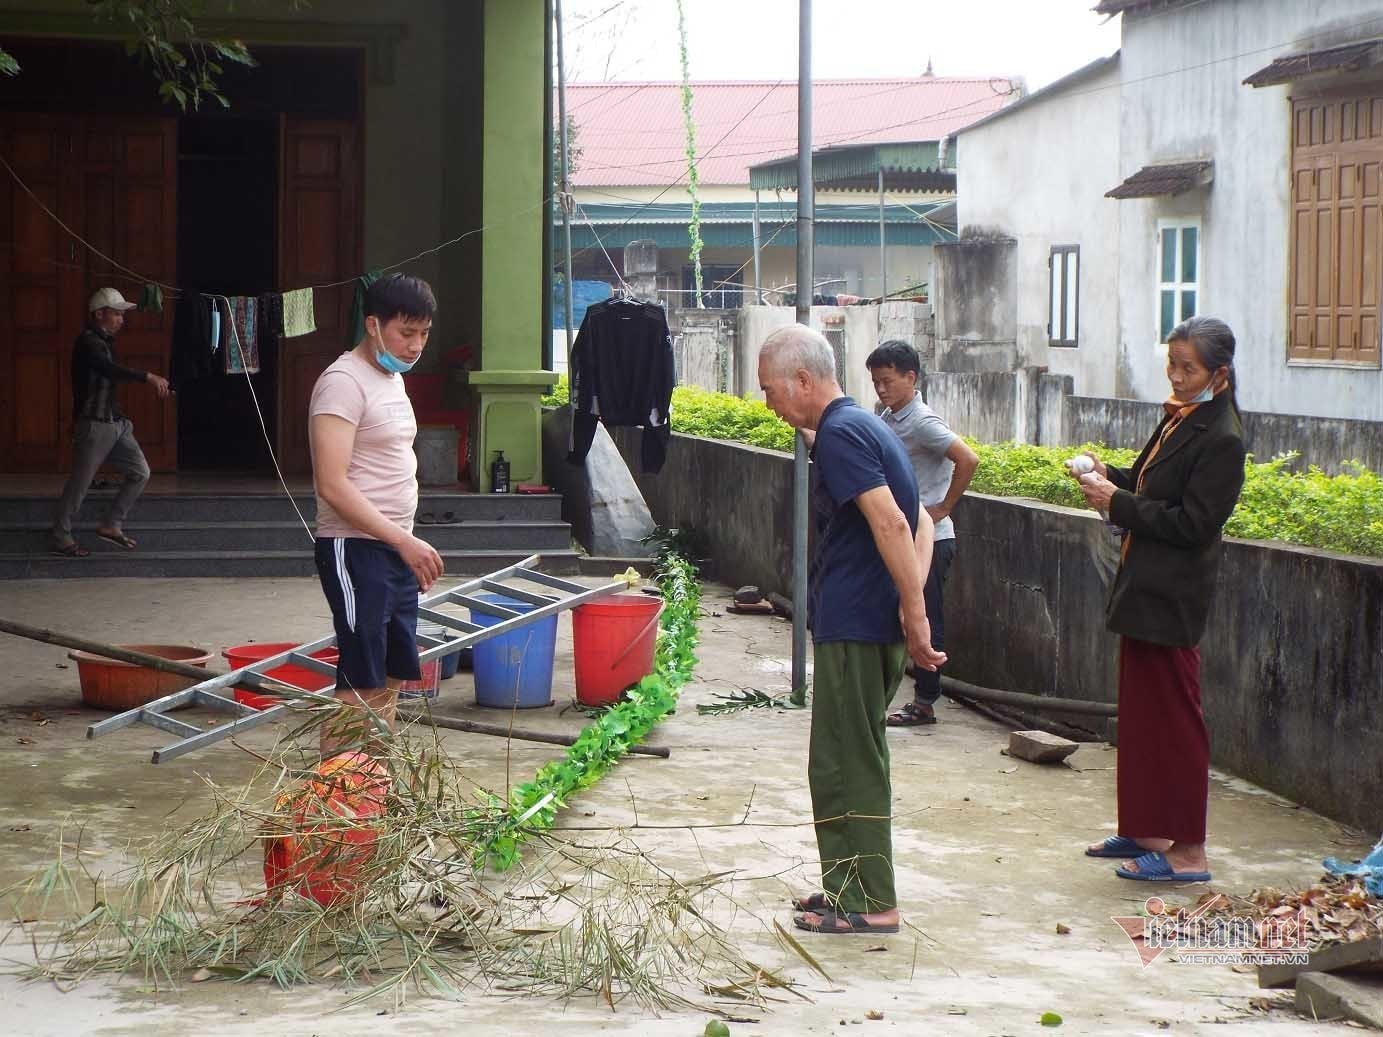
left=566, top=77, right=1019, bottom=187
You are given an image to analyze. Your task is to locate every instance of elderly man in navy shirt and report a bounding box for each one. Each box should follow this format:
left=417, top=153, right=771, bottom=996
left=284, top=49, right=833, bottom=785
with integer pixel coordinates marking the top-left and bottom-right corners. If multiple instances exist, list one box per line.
left=758, top=325, right=946, bottom=936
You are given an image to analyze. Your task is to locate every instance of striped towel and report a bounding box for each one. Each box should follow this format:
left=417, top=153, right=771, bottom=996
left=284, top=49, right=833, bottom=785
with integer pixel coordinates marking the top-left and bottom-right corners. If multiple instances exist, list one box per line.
left=225, top=296, right=260, bottom=375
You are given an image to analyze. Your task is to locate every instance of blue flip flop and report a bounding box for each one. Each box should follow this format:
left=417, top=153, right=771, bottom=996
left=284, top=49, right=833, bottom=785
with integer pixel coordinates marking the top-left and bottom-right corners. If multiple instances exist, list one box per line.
left=1115, top=851, right=1211, bottom=883
left=1085, top=835, right=1144, bottom=859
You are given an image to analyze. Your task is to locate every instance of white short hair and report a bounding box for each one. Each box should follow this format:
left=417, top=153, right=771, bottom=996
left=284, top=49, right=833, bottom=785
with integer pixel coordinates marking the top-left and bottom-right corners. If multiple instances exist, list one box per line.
left=759, top=325, right=837, bottom=382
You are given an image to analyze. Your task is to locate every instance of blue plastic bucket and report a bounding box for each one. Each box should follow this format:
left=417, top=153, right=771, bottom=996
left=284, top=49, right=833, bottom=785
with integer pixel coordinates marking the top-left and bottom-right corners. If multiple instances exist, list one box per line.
left=469, top=593, right=557, bottom=709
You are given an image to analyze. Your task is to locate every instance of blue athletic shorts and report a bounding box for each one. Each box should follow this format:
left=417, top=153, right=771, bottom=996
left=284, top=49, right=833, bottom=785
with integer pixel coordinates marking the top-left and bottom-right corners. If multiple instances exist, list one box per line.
left=314, top=537, right=422, bottom=691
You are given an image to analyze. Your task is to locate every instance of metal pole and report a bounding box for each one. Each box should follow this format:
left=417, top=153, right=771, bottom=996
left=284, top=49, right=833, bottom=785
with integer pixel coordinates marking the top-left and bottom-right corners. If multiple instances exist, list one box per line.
left=555, top=0, right=576, bottom=373
left=752, top=188, right=762, bottom=304
left=790, top=0, right=813, bottom=707
left=878, top=165, right=886, bottom=302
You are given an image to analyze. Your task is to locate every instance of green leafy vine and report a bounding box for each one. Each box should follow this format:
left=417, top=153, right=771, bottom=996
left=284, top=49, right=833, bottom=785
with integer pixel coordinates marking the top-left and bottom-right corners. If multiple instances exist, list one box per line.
left=674, top=0, right=704, bottom=307
left=483, top=553, right=701, bottom=870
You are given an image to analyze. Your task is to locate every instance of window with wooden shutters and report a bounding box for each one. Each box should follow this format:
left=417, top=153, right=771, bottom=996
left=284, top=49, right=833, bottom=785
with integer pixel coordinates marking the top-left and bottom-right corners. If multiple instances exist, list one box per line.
left=1288, top=87, right=1383, bottom=367
left=1048, top=245, right=1079, bottom=346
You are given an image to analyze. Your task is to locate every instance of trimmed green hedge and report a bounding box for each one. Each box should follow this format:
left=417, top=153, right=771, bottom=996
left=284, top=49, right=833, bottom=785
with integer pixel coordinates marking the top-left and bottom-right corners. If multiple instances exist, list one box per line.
left=543, top=379, right=1383, bottom=558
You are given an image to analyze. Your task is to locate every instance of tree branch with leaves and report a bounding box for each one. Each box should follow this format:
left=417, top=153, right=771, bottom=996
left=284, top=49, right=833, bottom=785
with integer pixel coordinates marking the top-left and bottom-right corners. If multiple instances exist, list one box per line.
left=0, top=1, right=307, bottom=110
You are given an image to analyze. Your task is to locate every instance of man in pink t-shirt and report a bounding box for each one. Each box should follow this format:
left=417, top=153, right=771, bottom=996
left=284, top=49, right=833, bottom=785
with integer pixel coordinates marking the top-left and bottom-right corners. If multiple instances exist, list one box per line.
left=308, top=273, right=443, bottom=756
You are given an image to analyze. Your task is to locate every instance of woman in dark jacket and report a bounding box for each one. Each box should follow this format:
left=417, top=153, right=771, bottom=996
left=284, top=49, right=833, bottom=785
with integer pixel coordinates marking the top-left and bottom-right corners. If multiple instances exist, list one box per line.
left=1076, top=316, right=1246, bottom=883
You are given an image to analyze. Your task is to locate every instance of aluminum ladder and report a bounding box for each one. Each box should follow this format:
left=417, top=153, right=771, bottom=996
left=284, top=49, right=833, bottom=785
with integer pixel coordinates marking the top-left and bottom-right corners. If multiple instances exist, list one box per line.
left=87, top=555, right=636, bottom=764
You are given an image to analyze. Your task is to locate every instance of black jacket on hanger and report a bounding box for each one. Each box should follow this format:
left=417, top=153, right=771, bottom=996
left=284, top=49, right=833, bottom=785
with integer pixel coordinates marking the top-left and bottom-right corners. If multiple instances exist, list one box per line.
left=566, top=297, right=675, bottom=473
left=170, top=291, right=215, bottom=386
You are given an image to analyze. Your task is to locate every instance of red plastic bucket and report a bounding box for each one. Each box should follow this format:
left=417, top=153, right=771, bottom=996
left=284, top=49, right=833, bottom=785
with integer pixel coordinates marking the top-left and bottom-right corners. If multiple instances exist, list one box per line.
left=397, top=658, right=441, bottom=702
left=224, top=643, right=339, bottom=711
left=571, top=593, right=662, bottom=707
left=263, top=751, right=388, bottom=906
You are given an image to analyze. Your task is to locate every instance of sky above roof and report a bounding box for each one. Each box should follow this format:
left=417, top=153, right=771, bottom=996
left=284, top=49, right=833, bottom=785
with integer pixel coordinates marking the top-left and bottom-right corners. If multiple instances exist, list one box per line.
left=564, top=0, right=1121, bottom=92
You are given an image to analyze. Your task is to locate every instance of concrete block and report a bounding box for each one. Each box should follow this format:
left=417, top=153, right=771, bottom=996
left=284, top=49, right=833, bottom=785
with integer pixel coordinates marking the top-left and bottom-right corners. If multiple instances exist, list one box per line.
left=1007, top=730, right=1079, bottom=764
left=1261, top=936, right=1383, bottom=989
left=1295, top=971, right=1383, bottom=1029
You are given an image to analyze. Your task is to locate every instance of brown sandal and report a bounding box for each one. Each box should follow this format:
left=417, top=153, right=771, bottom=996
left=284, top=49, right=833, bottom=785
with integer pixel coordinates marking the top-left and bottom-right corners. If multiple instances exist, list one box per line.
left=51, top=542, right=91, bottom=558
left=887, top=701, right=936, bottom=726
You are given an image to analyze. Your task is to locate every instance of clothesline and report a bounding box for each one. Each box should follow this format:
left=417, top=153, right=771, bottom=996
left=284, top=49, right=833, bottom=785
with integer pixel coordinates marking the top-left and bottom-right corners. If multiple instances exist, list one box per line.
left=0, top=150, right=550, bottom=306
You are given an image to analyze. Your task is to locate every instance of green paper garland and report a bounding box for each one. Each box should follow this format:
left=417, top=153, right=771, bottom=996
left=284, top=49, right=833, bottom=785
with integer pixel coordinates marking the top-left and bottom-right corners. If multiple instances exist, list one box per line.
left=484, top=554, right=701, bottom=870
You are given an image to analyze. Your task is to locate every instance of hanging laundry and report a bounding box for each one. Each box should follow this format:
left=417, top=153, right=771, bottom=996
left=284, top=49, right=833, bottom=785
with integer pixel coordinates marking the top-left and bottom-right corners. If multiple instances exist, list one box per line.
left=281, top=287, right=316, bottom=338
left=209, top=301, right=221, bottom=355
left=138, top=283, right=164, bottom=313
left=225, top=296, right=260, bottom=375
left=346, top=270, right=383, bottom=347
left=566, top=297, right=675, bottom=474
left=170, top=292, right=216, bottom=385
left=258, top=292, right=284, bottom=341
left=216, top=296, right=234, bottom=355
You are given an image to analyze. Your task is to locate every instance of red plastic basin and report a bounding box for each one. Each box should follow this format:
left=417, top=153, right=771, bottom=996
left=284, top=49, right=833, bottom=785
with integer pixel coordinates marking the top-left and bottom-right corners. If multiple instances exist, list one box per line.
left=223, top=643, right=339, bottom=711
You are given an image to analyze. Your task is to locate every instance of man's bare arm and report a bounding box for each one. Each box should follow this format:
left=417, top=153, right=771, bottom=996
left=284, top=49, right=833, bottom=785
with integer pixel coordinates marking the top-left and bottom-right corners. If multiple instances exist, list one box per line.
left=927, top=438, right=979, bottom=523
left=856, top=486, right=946, bottom=670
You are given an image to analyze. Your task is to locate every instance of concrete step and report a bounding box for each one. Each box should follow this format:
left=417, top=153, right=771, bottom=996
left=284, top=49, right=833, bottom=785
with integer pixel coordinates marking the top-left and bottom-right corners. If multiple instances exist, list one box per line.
left=0, top=548, right=582, bottom=580
left=0, top=492, right=564, bottom=525
left=3, top=520, right=573, bottom=554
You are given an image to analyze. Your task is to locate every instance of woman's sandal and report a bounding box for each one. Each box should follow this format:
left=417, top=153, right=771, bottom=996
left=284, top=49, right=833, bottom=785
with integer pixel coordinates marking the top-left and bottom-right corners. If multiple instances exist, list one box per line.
left=96, top=531, right=137, bottom=549
left=50, top=542, right=91, bottom=558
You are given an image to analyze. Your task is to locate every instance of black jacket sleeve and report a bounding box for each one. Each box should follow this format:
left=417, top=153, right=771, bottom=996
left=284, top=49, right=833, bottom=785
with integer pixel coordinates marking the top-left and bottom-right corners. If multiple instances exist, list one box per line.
left=1108, top=432, right=1247, bottom=549
left=78, top=332, right=146, bottom=383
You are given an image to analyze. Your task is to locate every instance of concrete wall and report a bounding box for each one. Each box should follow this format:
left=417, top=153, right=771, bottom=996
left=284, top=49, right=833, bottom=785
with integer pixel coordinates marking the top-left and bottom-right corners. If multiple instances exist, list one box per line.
left=612, top=427, right=1383, bottom=830
left=927, top=367, right=1383, bottom=474
left=956, top=56, right=1122, bottom=394
left=735, top=302, right=932, bottom=402
left=669, top=308, right=737, bottom=394
left=1064, top=394, right=1383, bottom=472
left=611, top=428, right=795, bottom=594
left=1116, top=0, right=1383, bottom=418
left=945, top=492, right=1383, bottom=832
left=932, top=237, right=1020, bottom=372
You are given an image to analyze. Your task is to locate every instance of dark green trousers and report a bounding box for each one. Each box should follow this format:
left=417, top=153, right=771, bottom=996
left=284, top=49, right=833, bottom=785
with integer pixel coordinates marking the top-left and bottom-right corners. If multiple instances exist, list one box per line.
left=809, top=640, right=909, bottom=914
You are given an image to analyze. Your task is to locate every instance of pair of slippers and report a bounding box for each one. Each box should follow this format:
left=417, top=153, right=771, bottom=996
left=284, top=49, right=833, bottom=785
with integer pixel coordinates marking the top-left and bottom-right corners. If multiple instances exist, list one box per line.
left=50, top=531, right=137, bottom=557
left=417, top=511, right=458, bottom=525
left=788, top=891, right=900, bottom=935
left=1085, top=835, right=1212, bottom=882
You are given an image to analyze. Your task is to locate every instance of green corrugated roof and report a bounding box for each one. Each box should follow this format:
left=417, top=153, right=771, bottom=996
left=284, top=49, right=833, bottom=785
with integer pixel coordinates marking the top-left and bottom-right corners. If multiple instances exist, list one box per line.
left=562, top=222, right=950, bottom=251
left=572, top=200, right=951, bottom=225
left=748, top=141, right=955, bottom=192
left=561, top=198, right=955, bottom=250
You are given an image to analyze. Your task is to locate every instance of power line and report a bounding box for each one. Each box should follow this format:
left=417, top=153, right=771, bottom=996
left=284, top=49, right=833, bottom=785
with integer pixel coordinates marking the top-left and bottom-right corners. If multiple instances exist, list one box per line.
left=0, top=149, right=551, bottom=301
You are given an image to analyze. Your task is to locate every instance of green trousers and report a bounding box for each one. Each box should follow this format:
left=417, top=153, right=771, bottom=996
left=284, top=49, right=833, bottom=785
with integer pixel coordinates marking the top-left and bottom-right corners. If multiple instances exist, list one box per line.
left=809, top=640, right=909, bottom=914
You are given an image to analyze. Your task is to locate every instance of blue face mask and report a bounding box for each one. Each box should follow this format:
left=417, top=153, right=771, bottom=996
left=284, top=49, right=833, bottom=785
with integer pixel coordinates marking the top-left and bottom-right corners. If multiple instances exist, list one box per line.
left=374, top=346, right=416, bottom=374
left=1189, top=383, right=1215, bottom=404
left=371, top=327, right=417, bottom=374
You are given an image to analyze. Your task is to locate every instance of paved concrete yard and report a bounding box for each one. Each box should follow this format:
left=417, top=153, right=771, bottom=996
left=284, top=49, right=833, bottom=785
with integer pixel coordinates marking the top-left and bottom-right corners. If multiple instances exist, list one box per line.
left=0, top=576, right=1374, bottom=1036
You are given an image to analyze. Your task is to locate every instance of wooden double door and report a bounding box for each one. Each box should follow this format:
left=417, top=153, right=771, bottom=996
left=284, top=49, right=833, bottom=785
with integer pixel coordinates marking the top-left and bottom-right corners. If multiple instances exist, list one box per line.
left=0, top=113, right=359, bottom=474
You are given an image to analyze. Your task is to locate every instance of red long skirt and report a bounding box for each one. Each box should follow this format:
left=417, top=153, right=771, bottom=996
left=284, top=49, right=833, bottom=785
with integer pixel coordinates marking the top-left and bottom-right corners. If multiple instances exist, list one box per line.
left=1116, top=635, right=1209, bottom=844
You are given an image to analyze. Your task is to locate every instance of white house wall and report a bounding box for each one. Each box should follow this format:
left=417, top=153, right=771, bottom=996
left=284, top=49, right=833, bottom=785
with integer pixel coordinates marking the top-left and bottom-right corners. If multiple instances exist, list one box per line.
left=1117, top=0, right=1383, bottom=419
left=957, top=59, right=1123, bottom=395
